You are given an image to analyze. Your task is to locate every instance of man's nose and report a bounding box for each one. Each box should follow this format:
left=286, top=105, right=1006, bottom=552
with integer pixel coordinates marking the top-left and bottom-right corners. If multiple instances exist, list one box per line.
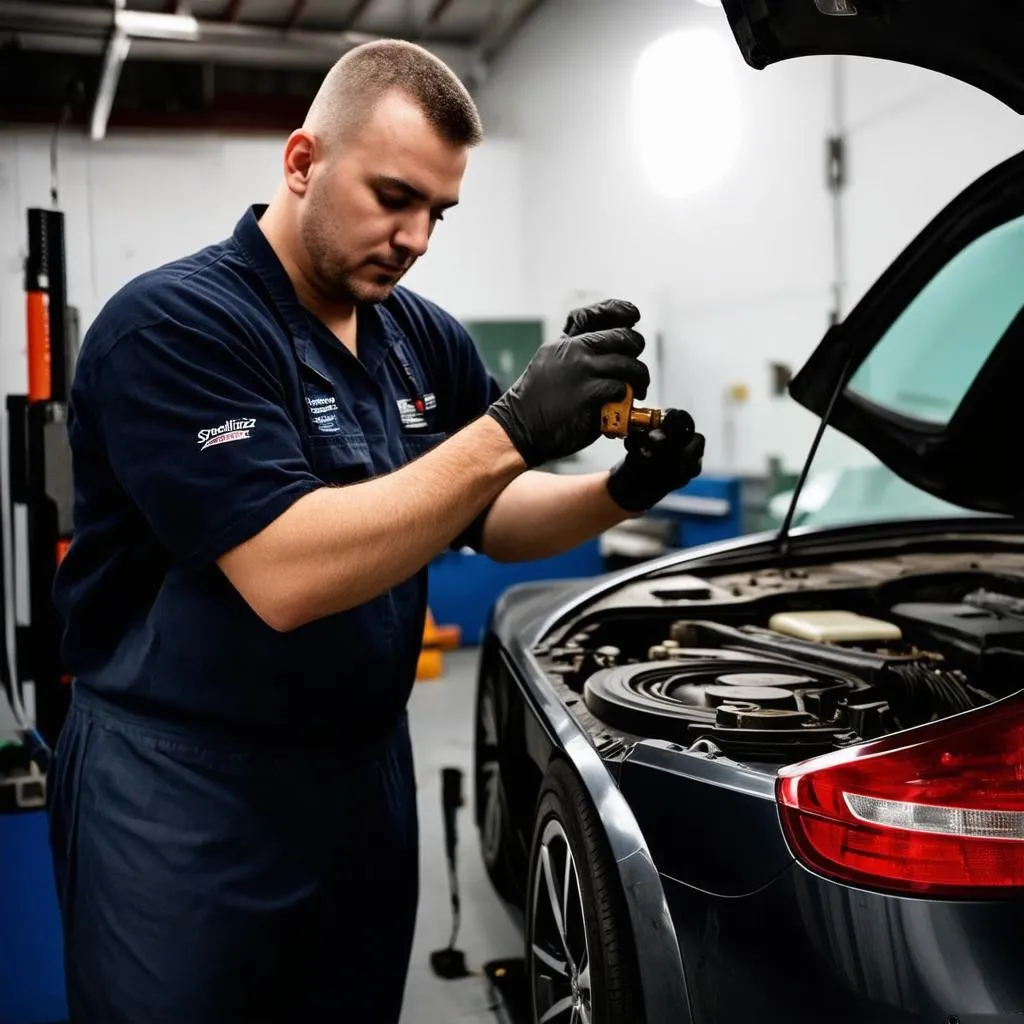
left=393, top=211, right=431, bottom=259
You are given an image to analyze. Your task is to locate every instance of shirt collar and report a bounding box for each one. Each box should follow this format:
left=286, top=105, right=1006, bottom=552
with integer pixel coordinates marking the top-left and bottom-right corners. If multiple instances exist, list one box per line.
left=232, top=204, right=309, bottom=340
left=232, top=204, right=401, bottom=374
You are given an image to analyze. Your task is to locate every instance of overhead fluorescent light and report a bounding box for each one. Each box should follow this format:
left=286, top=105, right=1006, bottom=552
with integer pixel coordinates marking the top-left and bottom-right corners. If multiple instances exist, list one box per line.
left=115, top=9, right=200, bottom=41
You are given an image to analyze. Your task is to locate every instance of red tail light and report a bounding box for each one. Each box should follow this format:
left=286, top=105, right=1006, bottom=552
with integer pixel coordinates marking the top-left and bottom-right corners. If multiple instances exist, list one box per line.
left=776, top=695, right=1024, bottom=897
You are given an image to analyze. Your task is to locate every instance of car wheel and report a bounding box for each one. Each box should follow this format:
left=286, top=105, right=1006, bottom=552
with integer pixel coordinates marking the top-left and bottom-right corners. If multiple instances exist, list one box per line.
left=474, top=664, right=520, bottom=903
left=526, top=760, right=644, bottom=1024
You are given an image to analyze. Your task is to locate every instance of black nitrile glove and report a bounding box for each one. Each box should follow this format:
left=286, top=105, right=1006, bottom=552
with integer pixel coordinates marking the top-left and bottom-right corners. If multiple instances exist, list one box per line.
left=487, top=299, right=651, bottom=467
left=561, top=298, right=637, bottom=338
left=606, top=408, right=706, bottom=513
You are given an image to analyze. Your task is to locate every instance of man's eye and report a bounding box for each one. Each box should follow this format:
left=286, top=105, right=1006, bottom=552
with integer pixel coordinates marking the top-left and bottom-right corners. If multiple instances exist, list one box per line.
left=431, top=211, right=446, bottom=223
left=378, top=193, right=407, bottom=210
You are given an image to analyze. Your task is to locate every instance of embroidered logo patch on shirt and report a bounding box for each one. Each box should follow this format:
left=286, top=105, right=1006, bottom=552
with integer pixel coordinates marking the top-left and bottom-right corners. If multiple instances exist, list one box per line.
left=305, top=387, right=341, bottom=435
left=197, top=418, right=256, bottom=451
left=397, top=393, right=436, bottom=430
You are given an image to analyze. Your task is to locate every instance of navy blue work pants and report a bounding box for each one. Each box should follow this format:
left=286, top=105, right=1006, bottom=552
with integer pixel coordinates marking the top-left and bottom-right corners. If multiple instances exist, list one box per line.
left=47, top=687, right=419, bottom=1024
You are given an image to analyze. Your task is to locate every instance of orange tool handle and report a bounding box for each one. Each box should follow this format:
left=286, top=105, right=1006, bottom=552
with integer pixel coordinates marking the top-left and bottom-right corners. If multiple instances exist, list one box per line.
left=26, top=290, right=51, bottom=402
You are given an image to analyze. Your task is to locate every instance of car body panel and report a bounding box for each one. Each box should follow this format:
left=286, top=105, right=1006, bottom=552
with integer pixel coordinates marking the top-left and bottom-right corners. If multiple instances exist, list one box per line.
left=663, top=864, right=1024, bottom=1023
left=720, top=0, right=1024, bottom=114
left=617, top=742, right=791, bottom=898
left=498, top=618, right=695, bottom=1024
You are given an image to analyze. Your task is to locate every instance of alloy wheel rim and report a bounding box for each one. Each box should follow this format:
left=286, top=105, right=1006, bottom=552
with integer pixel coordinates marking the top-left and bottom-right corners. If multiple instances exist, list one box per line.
left=529, top=818, right=592, bottom=1024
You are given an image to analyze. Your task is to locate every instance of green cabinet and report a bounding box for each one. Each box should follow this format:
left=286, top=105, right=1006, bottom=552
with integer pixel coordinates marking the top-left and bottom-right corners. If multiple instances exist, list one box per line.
left=463, top=319, right=544, bottom=391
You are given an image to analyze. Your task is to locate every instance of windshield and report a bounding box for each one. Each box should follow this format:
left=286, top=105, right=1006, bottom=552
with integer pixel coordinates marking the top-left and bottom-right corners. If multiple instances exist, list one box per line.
left=766, top=425, right=993, bottom=531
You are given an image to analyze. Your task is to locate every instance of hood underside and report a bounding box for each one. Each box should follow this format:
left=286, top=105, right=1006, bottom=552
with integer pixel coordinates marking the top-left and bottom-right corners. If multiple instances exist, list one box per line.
left=721, top=0, right=1024, bottom=114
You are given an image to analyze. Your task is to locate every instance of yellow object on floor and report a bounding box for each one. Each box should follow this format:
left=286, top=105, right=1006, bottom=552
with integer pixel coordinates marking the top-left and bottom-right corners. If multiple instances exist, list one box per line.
left=416, top=609, right=461, bottom=681
left=416, top=647, right=445, bottom=681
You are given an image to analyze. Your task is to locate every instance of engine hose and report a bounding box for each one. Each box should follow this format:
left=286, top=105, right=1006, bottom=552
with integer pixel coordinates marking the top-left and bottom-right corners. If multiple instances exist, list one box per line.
left=885, top=663, right=975, bottom=726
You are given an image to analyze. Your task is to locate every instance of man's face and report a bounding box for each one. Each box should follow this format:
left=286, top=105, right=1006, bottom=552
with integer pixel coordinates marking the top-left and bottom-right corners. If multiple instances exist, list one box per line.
left=299, top=91, right=468, bottom=306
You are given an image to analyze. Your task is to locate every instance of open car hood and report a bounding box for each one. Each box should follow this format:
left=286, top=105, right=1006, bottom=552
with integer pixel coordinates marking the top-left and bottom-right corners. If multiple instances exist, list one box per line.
left=721, top=0, right=1024, bottom=518
left=721, top=0, right=1024, bottom=114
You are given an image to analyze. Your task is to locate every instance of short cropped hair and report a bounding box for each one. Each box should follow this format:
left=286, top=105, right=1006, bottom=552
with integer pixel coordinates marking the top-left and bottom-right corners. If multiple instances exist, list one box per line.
left=304, top=39, right=484, bottom=149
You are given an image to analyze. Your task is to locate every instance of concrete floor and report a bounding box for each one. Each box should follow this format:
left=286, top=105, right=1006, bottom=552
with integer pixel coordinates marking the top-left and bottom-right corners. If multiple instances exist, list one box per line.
left=401, top=647, right=525, bottom=1024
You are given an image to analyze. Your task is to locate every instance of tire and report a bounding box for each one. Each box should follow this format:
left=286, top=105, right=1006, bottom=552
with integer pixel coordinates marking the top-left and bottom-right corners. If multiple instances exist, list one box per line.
left=474, top=663, right=522, bottom=904
left=525, top=760, right=645, bottom=1024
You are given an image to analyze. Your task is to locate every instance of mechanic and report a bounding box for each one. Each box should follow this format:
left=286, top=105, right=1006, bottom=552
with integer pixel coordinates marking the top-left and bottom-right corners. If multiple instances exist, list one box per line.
left=46, top=38, right=705, bottom=1024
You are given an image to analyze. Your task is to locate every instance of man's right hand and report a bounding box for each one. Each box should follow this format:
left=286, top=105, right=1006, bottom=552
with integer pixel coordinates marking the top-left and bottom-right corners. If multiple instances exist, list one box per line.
left=486, top=299, right=651, bottom=467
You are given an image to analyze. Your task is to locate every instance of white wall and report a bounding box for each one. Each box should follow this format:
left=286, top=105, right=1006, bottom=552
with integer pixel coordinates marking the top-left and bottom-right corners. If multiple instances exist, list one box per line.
left=401, top=136, right=528, bottom=318
left=0, top=131, right=274, bottom=390
left=477, top=0, right=1024, bottom=476
left=0, top=129, right=527, bottom=404
left=842, top=55, right=1024, bottom=307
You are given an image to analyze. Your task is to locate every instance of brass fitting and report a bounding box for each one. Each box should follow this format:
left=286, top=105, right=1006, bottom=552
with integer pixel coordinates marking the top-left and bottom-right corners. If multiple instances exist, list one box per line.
left=601, top=383, right=663, bottom=439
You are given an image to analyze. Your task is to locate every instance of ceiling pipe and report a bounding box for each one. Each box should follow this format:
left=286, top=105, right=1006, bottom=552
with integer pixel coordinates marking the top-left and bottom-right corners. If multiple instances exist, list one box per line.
left=7, top=30, right=414, bottom=72
left=0, top=0, right=477, bottom=75
left=89, top=0, right=128, bottom=141
left=90, top=27, right=130, bottom=140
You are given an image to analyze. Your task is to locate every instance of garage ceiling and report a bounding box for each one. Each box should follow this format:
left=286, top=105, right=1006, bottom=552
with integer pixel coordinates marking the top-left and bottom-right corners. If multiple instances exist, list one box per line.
left=0, top=0, right=548, bottom=132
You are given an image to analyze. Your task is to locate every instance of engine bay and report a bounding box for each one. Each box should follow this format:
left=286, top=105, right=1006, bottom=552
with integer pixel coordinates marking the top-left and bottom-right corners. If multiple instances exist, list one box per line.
left=531, top=550, right=1024, bottom=764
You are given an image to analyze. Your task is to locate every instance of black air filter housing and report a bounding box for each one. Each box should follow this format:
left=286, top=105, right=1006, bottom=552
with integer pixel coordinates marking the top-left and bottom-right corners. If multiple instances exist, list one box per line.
left=890, top=602, right=1024, bottom=652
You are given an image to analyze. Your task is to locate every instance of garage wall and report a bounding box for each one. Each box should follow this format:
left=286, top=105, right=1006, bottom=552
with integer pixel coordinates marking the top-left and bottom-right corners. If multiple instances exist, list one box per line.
left=841, top=55, right=1024, bottom=307
left=476, top=0, right=1024, bottom=477
left=0, top=129, right=528, bottom=402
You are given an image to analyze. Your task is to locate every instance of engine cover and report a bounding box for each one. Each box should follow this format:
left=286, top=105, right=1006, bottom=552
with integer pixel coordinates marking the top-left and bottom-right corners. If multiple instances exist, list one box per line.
left=583, top=649, right=893, bottom=759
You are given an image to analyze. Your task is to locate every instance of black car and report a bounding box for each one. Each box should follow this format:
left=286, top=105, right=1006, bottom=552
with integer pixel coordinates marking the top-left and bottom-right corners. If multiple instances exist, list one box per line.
left=473, top=4, right=1024, bottom=1022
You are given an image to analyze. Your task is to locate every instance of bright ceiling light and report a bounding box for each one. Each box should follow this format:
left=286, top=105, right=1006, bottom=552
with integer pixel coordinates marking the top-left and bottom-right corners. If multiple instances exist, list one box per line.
left=632, top=28, right=742, bottom=198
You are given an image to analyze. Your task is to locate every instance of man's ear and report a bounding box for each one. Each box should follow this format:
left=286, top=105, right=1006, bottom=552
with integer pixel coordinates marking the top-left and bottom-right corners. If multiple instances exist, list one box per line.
left=282, top=129, right=317, bottom=197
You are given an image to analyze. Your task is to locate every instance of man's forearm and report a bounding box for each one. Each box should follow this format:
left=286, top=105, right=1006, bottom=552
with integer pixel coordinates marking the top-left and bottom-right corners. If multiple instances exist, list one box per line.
left=219, top=416, right=524, bottom=630
left=480, top=469, right=635, bottom=563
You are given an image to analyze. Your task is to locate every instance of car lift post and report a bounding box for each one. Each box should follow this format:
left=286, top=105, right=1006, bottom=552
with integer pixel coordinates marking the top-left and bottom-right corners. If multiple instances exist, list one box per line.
left=6, top=206, right=76, bottom=749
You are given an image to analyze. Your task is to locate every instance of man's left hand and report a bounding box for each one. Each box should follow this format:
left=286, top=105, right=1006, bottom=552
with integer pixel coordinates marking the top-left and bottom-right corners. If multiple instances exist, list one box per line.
left=606, top=409, right=705, bottom=513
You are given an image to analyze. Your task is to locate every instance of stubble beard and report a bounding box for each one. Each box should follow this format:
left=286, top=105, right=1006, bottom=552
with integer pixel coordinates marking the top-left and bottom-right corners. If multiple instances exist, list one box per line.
left=301, top=180, right=403, bottom=307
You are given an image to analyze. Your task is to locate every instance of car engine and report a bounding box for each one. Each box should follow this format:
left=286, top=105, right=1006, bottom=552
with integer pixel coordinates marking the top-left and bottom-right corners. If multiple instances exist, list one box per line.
left=533, top=551, right=1024, bottom=763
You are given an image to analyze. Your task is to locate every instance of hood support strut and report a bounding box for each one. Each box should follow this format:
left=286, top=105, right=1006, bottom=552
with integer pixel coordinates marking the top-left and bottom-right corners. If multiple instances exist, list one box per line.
left=777, top=353, right=854, bottom=561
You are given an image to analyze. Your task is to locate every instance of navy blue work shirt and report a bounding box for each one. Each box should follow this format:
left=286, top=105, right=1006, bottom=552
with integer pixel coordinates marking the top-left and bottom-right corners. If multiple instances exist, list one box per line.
left=53, top=205, right=501, bottom=743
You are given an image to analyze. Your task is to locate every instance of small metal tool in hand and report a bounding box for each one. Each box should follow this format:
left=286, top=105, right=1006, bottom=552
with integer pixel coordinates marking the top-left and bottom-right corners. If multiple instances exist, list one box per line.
left=601, top=384, right=663, bottom=438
